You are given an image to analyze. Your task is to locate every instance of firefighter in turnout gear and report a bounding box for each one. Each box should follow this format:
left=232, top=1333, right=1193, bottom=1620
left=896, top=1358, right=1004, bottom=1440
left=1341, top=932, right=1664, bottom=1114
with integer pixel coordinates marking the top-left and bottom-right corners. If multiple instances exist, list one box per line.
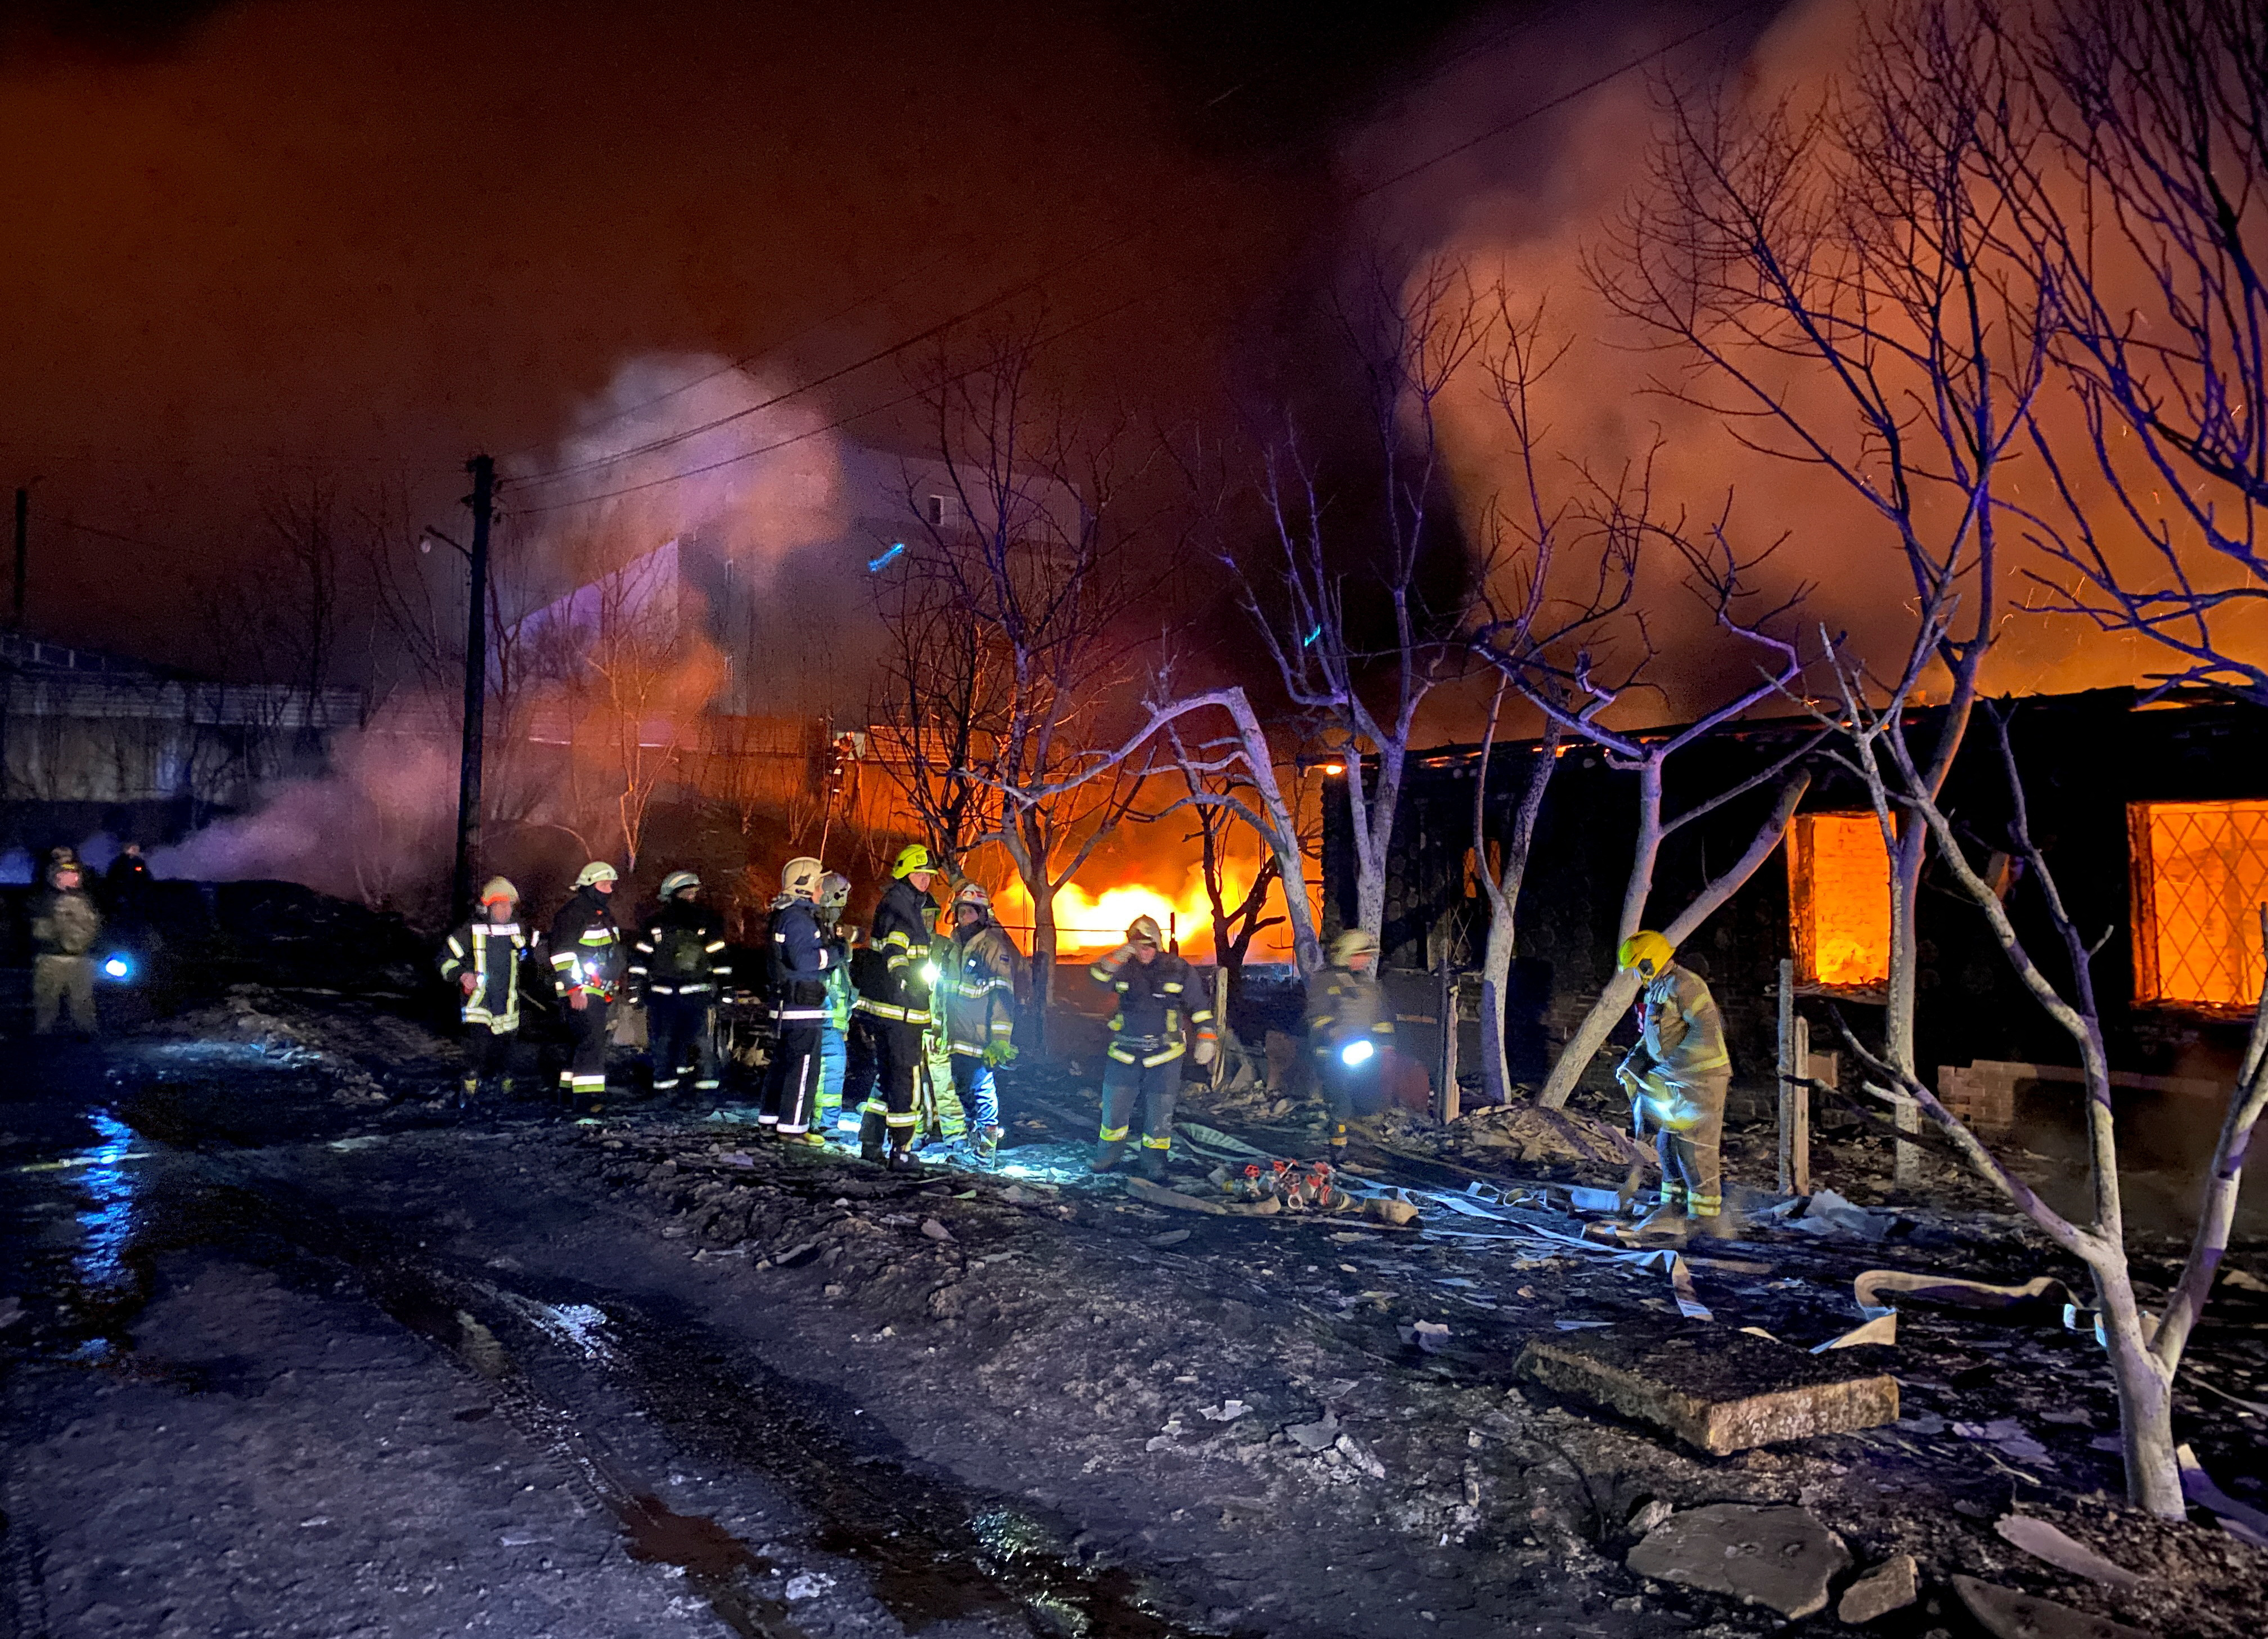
left=1613, top=931, right=1731, bottom=1229
left=761, top=857, right=834, bottom=1143
left=1305, top=929, right=1396, bottom=1161
left=1090, top=915, right=1215, bottom=1180
left=942, top=882, right=1019, bottom=1165
left=631, top=870, right=731, bottom=1095
left=549, top=861, right=627, bottom=1106
left=30, top=854, right=102, bottom=1036
left=853, top=844, right=939, bottom=1170
left=439, top=877, right=534, bottom=1100
left=813, top=872, right=858, bottom=1134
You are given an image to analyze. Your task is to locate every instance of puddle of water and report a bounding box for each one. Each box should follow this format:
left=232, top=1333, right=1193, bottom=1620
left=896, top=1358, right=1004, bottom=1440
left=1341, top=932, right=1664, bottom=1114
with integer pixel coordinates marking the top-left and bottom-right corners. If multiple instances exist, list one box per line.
left=72, top=1112, right=144, bottom=1297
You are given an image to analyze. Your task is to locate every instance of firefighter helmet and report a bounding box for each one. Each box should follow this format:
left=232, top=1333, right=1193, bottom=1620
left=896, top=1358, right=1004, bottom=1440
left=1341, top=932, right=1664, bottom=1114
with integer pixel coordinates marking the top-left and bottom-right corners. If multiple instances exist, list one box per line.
left=781, top=857, right=822, bottom=900
left=479, top=875, right=520, bottom=905
left=1126, top=914, right=1164, bottom=948
left=1329, top=928, right=1379, bottom=967
left=1616, top=929, right=1675, bottom=978
left=892, top=843, right=933, bottom=879
left=574, top=861, right=619, bottom=888
left=818, top=871, right=852, bottom=909
left=952, top=881, right=992, bottom=915
left=660, top=869, right=701, bottom=899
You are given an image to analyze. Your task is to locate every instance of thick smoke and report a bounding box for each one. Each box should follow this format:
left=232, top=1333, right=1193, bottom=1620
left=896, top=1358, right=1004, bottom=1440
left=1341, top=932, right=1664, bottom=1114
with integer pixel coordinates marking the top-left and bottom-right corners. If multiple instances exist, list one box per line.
left=146, top=356, right=858, bottom=909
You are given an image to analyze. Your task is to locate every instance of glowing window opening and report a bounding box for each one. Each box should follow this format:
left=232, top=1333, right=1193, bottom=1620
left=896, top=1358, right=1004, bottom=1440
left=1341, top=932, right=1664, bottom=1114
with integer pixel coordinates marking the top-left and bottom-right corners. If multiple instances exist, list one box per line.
left=2128, top=800, right=2268, bottom=1012
left=1786, top=812, right=1892, bottom=991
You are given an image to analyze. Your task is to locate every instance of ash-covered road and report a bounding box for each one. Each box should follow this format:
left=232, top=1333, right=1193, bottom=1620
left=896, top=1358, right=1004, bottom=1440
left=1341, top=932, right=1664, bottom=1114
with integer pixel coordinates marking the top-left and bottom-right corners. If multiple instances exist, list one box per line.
left=3, top=989, right=2266, bottom=1639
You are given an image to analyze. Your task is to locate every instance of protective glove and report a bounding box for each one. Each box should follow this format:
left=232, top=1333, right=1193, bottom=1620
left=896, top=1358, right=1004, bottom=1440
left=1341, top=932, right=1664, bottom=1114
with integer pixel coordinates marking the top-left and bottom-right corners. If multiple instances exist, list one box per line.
left=982, top=1041, right=1018, bottom=1068
left=1191, top=1037, right=1218, bottom=1067
left=569, top=990, right=589, bottom=1012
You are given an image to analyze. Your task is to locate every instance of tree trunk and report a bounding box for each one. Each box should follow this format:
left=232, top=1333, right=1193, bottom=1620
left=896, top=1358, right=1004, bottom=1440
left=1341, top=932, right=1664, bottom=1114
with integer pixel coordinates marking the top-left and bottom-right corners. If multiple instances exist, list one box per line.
left=1478, top=899, right=1516, bottom=1105
left=2099, top=1281, right=2184, bottom=1515
left=1884, top=818, right=1924, bottom=1075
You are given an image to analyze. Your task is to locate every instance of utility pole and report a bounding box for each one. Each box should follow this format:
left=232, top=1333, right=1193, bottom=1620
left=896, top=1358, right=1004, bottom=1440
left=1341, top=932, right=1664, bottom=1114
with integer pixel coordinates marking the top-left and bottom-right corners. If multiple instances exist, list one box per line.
left=12, top=487, right=26, bottom=629
left=452, top=455, right=495, bottom=915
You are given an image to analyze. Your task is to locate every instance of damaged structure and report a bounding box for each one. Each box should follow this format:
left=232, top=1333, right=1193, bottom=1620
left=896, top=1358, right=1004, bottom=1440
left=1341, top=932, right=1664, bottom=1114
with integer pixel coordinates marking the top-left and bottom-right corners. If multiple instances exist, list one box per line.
left=1326, top=687, right=2268, bottom=1135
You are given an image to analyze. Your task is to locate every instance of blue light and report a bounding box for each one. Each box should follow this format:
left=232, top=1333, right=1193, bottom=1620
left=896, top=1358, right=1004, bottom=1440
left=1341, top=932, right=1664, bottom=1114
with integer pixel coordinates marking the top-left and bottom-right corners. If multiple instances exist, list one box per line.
left=1302, top=624, right=1323, bottom=648
left=1340, top=1039, right=1375, bottom=1067
left=867, top=542, right=907, bottom=573
left=101, top=955, right=132, bottom=981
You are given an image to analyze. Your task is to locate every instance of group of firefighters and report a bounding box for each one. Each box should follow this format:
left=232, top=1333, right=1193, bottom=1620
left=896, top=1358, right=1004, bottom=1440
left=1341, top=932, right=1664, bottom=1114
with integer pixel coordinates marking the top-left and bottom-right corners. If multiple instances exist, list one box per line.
left=434, top=847, right=1732, bottom=1227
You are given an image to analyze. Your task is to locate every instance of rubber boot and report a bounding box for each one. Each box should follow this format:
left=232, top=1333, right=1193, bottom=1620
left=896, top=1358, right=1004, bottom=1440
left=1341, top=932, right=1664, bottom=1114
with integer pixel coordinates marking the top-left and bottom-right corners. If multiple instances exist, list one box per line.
left=887, top=1143, right=920, bottom=1175
left=861, top=1141, right=885, bottom=1164
left=457, top=1072, right=479, bottom=1108
left=1136, top=1148, right=1168, bottom=1184
left=975, top=1125, right=1004, bottom=1167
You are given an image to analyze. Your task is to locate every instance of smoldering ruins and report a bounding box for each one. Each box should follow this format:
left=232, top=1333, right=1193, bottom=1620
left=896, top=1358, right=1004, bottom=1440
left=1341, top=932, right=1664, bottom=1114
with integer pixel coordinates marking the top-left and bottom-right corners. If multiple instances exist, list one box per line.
left=5, top=0, right=2268, bottom=1637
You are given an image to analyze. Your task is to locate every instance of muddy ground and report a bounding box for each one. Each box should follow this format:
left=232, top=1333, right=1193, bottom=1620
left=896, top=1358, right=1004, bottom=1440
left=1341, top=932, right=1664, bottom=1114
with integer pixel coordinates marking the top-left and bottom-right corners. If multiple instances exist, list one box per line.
left=3, top=982, right=2266, bottom=1639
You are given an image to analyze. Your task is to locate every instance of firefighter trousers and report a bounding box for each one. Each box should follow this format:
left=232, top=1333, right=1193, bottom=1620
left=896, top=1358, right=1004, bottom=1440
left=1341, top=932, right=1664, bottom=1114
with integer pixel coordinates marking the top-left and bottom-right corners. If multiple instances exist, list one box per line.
left=763, top=1020, right=823, bottom=1134
left=950, top=1055, right=999, bottom=1133
left=854, top=1015, right=923, bottom=1154
left=560, top=999, right=611, bottom=1100
left=1649, top=1070, right=1729, bottom=1218
left=647, top=995, right=717, bottom=1092
left=32, top=955, right=97, bottom=1036
left=817, top=1024, right=849, bottom=1128
left=464, top=1025, right=517, bottom=1089
left=1097, top=1054, right=1177, bottom=1170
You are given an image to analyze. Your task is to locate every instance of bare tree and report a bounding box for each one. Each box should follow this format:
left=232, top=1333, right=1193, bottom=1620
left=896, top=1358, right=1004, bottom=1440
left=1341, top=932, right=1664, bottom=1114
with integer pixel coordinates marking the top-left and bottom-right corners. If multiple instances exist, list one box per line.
left=1476, top=469, right=1819, bottom=1108
left=897, top=334, right=1162, bottom=1013
left=1180, top=756, right=1284, bottom=995
left=869, top=545, right=1006, bottom=880
left=1596, top=0, right=2049, bottom=1092
left=1230, top=260, right=1486, bottom=950
left=1990, top=0, right=2268, bottom=699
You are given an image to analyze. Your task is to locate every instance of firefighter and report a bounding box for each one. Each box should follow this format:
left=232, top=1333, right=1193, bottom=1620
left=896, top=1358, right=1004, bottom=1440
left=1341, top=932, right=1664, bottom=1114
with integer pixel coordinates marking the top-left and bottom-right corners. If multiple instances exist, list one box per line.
left=548, top=861, right=627, bottom=1107
left=630, top=869, right=731, bottom=1096
left=1090, top=915, right=1216, bottom=1180
left=942, top=882, right=1019, bottom=1165
left=761, top=857, right=834, bottom=1144
left=30, top=854, right=102, bottom=1037
left=1612, top=930, right=1732, bottom=1230
left=438, top=877, right=534, bottom=1101
left=813, top=872, right=858, bottom=1134
left=853, top=844, right=939, bottom=1171
left=1306, top=929, right=1397, bottom=1161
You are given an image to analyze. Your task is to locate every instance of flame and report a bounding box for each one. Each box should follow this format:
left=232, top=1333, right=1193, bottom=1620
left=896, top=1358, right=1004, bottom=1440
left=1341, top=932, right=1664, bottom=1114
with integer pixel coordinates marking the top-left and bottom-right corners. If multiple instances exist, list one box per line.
left=992, top=864, right=1255, bottom=955
left=1789, top=813, right=1892, bottom=989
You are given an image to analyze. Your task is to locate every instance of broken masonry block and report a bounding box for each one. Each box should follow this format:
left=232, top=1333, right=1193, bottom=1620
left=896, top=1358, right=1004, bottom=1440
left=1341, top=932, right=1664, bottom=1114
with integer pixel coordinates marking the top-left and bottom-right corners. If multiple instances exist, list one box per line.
left=1952, top=1575, right=2156, bottom=1639
left=1515, top=1322, right=1898, bottom=1454
left=1838, top=1553, right=1919, bottom=1624
left=1626, top=1503, right=1852, bottom=1618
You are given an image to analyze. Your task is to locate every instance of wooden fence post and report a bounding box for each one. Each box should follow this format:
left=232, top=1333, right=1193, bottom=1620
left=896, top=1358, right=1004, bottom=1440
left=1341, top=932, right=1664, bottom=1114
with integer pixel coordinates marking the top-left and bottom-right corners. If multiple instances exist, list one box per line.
left=1435, top=967, right=1461, bottom=1126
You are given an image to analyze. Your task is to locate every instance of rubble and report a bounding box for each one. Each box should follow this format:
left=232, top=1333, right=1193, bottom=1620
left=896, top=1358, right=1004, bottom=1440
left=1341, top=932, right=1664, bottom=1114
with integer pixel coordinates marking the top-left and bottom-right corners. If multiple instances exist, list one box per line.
left=1997, top=1515, right=2148, bottom=1588
left=1955, top=1575, right=2157, bottom=1639
left=1624, top=1503, right=1852, bottom=1618
left=1837, top=1553, right=1919, bottom=1623
left=1516, top=1323, right=1900, bottom=1453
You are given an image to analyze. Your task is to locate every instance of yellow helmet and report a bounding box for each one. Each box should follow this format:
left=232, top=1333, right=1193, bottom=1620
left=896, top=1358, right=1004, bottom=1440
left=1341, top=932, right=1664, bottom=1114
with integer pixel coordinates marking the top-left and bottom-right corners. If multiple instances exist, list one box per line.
left=478, top=875, right=520, bottom=905
left=1126, top=915, right=1164, bottom=948
left=574, top=861, right=619, bottom=888
left=1617, top=930, right=1675, bottom=978
left=1329, top=929, right=1379, bottom=967
left=892, top=843, right=933, bottom=879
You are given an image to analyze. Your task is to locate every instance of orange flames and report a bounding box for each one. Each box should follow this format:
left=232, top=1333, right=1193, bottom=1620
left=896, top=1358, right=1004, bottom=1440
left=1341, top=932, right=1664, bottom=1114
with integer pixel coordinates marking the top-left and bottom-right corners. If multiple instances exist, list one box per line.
left=1789, top=813, right=1893, bottom=989
left=993, top=865, right=1264, bottom=957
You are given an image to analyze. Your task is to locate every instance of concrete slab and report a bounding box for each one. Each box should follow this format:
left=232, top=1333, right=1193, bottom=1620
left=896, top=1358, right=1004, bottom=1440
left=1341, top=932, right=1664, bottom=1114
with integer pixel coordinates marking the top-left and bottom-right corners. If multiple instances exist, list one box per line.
left=1515, top=1322, right=1899, bottom=1453
left=1838, top=1553, right=1919, bottom=1623
left=1954, top=1575, right=2156, bottom=1639
left=1626, top=1503, right=1852, bottom=1618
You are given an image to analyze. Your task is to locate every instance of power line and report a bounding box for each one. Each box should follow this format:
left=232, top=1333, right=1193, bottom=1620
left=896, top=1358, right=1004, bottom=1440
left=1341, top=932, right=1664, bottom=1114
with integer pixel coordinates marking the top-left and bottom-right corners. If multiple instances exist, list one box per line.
left=510, top=1, right=1762, bottom=518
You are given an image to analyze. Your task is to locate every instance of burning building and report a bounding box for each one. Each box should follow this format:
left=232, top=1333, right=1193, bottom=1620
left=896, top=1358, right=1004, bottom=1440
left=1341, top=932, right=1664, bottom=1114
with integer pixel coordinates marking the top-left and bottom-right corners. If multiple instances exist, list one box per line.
left=1329, top=688, right=2268, bottom=1126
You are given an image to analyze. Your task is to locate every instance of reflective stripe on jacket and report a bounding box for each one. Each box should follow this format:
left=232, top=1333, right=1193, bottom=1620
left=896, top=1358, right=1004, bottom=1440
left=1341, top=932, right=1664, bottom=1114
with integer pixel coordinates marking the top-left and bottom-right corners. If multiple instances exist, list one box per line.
left=943, top=919, right=1020, bottom=1054
left=440, top=919, right=529, bottom=1031
left=1090, top=948, right=1214, bottom=1067
left=1639, top=964, right=1730, bottom=1080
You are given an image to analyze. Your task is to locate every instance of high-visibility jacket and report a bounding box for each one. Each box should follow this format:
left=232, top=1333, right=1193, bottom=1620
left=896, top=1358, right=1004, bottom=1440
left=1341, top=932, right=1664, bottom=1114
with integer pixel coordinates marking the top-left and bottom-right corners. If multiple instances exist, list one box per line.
left=1636, top=963, right=1730, bottom=1081
left=548, top=887, right=626, bottom=1000
left=439, top=917, right=532, bottom=1032
left=943, top=919, right=1020, bottom=1056
left=630, top=899, right=731, bottom=999
left=1305, top=964, right=1395, bottom=1062
left=1090, top=947, right=1214, bottom=1068
left=854, top=878, right=938, bottom=1025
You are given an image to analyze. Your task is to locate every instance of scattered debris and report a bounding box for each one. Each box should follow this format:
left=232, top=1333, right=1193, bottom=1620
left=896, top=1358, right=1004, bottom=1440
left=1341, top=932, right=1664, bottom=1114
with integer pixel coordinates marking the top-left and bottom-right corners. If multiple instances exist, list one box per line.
left=1837, top=1553, right=1919, bottom=1624
left=781, top=1571, right=835, bottom=1601
left=1953, top=1575, right=2156, bottom=1639
left=1401, top=1320, right=1452, bottom=1354
left=919, top=1218, right=955, bottom=1243
left=1284, top=1411, right=1339, bottom=1451
left=1625, top=1503, right=1852, bottom=1619
left=1794, top=1190, right=1899, bottom=1242
left=1995, top=1515, right=2145, bottom=1588
left=2177, top=1443, right=2268, bottom=1548
left=1198, top=1400, right=1248, bottom=1422
left=1516, top=1323, right=1900, bottom=1454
